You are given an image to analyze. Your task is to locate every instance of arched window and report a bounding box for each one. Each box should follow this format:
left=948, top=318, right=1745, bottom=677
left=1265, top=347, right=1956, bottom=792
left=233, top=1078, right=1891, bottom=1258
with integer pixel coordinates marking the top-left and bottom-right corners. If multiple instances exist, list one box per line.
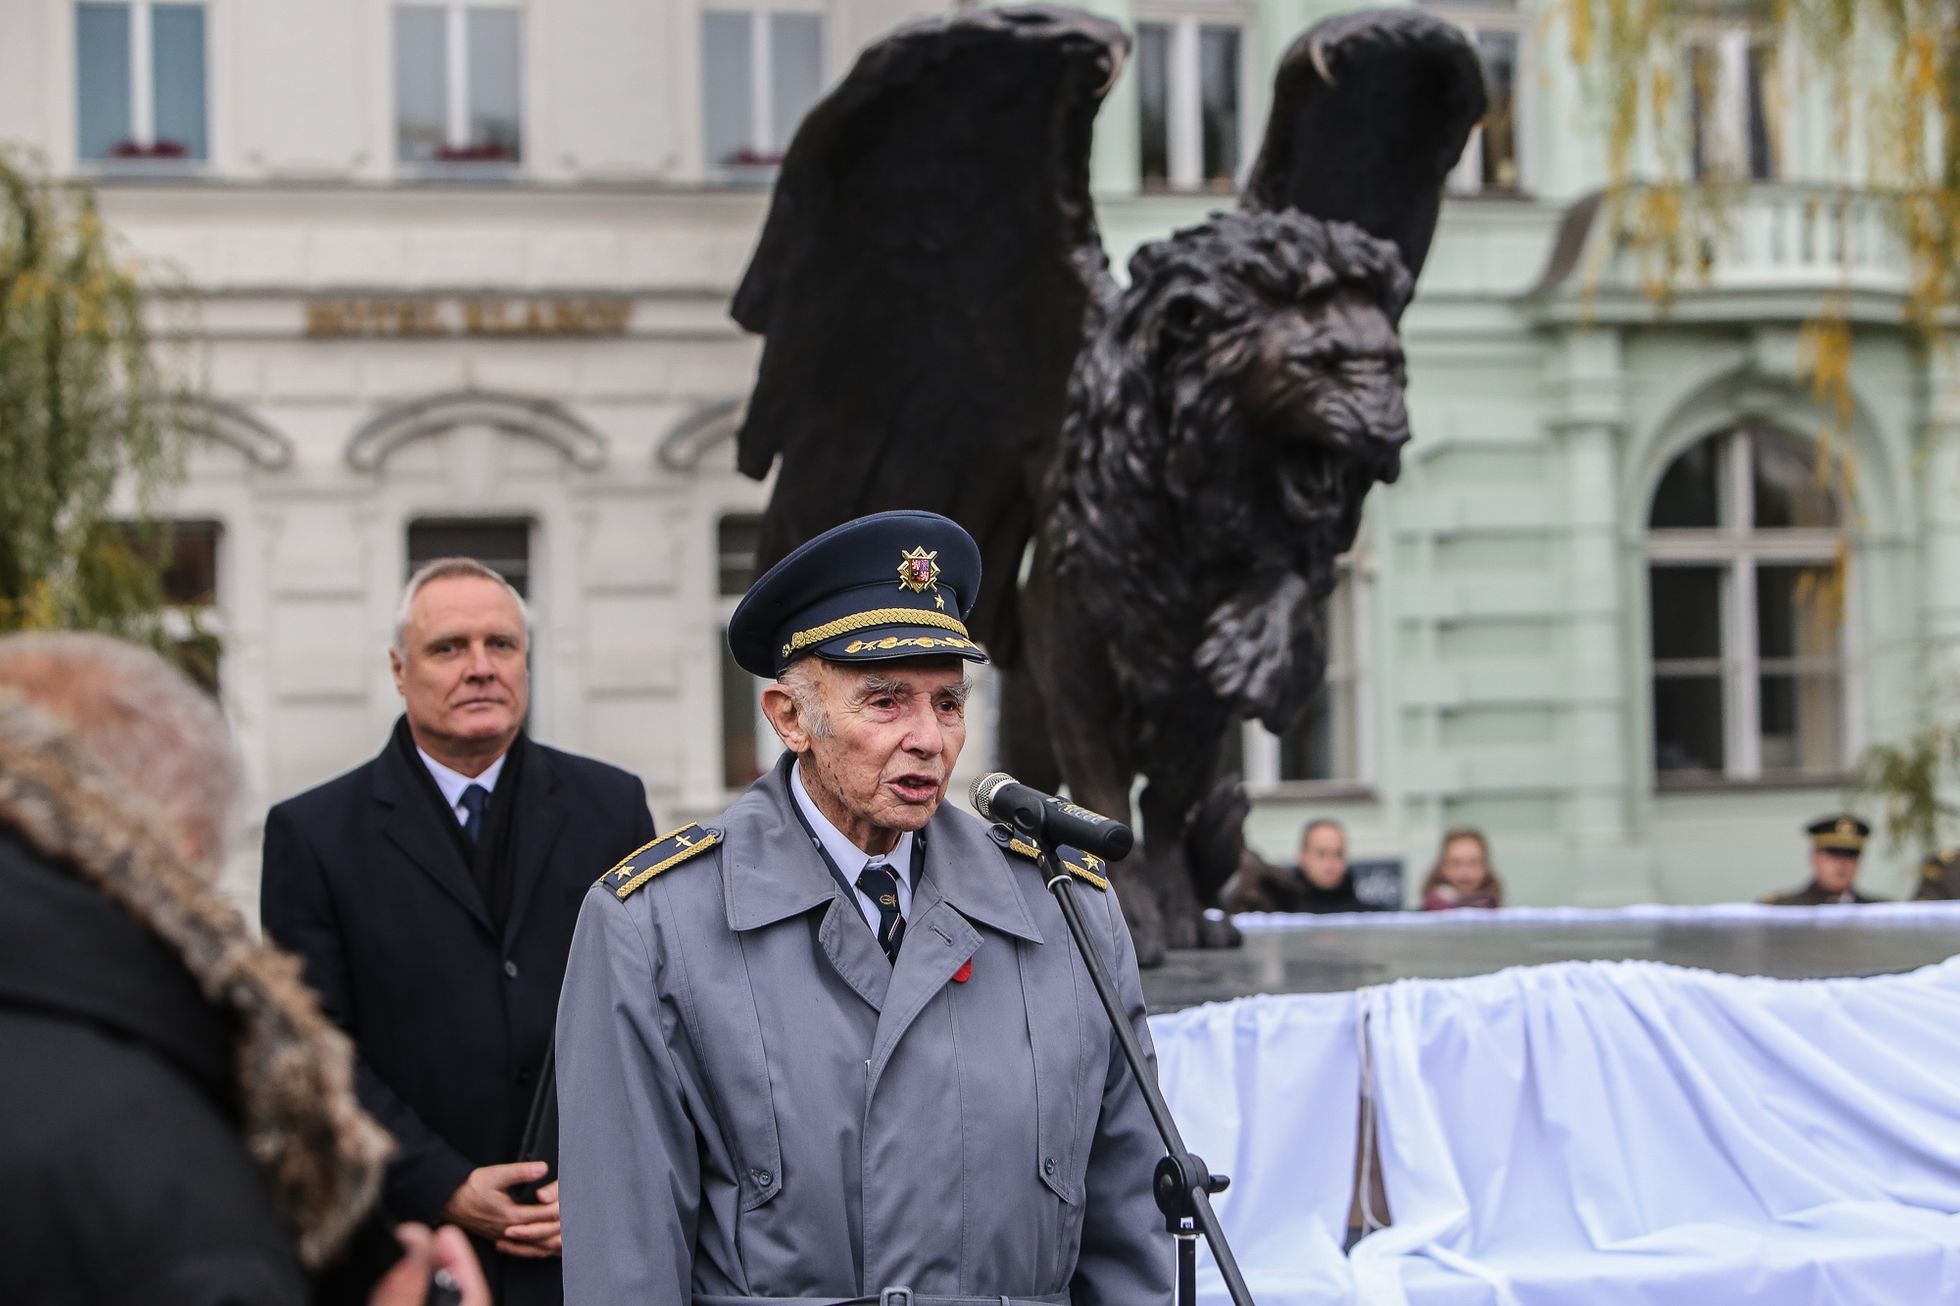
left=1648, top=426, right=1845, bottom=782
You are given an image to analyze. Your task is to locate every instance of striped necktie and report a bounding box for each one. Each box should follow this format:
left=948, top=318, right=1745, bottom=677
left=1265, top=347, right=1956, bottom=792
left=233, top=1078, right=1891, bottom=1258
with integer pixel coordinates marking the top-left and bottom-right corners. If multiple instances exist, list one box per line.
left=854, top=861, right=906, bottom=964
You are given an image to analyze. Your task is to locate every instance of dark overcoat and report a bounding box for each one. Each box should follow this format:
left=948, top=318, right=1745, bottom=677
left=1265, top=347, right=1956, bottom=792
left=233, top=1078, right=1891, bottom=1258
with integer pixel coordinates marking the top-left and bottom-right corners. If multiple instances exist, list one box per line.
left=262, top=721, right=654, bottom=1306
left=555, top=753, right=1173, bottom=1305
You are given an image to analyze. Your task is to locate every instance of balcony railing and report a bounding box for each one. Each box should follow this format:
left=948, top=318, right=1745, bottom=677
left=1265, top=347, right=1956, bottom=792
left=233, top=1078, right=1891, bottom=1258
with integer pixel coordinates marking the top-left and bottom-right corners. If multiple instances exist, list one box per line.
left=1532, top=183, right=1916, bottom=309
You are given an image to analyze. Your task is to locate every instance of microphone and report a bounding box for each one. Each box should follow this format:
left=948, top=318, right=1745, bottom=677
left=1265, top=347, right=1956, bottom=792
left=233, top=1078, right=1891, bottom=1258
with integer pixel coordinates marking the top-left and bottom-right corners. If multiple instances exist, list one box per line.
left=970, top=772, right=1135, bottom=861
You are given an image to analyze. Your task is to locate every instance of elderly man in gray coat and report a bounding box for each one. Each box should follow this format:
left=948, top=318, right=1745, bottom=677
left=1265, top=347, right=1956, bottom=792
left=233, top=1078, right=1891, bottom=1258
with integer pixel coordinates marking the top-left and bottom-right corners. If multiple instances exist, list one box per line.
left=555, top=511, right=1170, bottom=1305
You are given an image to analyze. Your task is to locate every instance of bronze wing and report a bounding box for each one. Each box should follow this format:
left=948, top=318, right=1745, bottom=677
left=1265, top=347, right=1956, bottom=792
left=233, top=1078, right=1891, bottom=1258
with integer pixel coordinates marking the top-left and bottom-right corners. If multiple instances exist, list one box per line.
left=1242, top=7, right=1487, bottom=291
left=730, top=5, right=1127, bottom=657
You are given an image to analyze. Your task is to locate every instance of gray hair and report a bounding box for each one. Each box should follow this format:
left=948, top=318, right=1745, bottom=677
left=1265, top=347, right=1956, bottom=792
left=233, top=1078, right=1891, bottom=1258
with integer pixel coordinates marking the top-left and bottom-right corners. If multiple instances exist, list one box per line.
left=393, top=557, right=530, bottom=654
left=0, top=632, right=242, bottom=872
left=776, top=658, right=832, bottom=740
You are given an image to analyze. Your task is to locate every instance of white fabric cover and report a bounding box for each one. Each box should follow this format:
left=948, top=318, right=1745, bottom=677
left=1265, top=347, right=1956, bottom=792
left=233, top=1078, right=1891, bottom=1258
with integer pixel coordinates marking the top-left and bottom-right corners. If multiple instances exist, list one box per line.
left=1231, top=901, right=1960, bottom=932
left=1151, top=992, right=1362, bottom=1305
left=1149, top=957, right=1960, bottom=1306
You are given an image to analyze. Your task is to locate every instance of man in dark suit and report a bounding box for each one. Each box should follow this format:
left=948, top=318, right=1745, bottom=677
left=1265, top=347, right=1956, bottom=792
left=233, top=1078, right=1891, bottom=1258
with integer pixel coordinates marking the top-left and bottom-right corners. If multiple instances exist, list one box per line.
left=263, top=557, right=655, bottom=1306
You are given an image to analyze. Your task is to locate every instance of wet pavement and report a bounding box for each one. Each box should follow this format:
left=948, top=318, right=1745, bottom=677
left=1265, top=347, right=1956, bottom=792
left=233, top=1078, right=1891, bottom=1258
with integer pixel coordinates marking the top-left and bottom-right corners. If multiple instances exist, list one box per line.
left=1140, top=917, right=1960, bottom=1012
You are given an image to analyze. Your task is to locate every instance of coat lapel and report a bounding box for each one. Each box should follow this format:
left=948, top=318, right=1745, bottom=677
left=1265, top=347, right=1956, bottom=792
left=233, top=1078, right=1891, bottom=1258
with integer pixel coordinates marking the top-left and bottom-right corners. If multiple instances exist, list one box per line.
left=722, top=756, right=888, bottom=1012
left=373, top=740, right=494, bottom=939
left=865, top=866, right=978, bottom=1096
left=500, top=740, right=566, bottom=947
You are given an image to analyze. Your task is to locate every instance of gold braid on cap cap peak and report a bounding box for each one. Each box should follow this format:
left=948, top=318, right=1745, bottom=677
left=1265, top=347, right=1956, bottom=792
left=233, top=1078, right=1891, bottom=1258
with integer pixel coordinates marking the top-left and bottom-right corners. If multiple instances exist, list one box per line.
left=788, top=607, right=970, bottom=653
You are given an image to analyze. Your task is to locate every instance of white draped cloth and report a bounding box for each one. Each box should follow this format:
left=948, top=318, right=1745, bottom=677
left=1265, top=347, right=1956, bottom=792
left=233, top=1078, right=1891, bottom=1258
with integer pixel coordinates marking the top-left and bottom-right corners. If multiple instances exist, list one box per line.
left=1150, top=956, right=1960, bottom=1305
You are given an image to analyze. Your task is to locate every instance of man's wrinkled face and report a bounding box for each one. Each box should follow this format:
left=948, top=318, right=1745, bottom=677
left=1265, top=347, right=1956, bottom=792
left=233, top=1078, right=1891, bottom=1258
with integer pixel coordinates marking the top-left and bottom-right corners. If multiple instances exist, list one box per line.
left=390, top=575, right=529, bottom=758
left=1298, top=823, right=1348, bottom=890
left=1812, top=847, right=1860, bottom=896
left=765, top=657, right=969, bottom=852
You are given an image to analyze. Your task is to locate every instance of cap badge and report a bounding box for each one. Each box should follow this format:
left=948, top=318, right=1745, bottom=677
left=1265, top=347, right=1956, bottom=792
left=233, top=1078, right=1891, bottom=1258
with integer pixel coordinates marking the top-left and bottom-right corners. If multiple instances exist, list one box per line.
left=897, top=546, right=941, bottom=594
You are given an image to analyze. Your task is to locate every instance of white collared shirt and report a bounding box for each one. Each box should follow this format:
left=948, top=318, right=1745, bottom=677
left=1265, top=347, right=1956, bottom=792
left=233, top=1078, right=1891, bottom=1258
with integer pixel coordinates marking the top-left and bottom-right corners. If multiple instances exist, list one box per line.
left=416, top=746, right=508, bottom=829
left=790, top=760, right=915, bottom=937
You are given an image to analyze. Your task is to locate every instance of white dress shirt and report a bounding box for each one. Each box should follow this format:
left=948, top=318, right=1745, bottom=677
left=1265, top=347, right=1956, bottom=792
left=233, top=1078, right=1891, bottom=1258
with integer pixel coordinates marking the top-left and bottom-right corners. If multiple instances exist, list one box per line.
left=790, top=760, right=915, bottom=937
left=415, top=746, right=508, bottom=829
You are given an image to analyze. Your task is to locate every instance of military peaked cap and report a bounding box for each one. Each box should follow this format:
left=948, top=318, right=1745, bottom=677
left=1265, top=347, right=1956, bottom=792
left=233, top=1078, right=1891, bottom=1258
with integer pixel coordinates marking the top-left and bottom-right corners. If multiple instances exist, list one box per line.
left=1806, top=813, right=1870, bottom=854
left=728, top=510, right=990, bottom=678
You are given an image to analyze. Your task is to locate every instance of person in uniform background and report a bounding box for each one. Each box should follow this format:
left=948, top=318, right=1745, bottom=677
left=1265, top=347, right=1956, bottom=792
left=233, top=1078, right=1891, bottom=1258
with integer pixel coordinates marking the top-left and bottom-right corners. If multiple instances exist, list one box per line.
left=262, top=557, right=655, bottom=1305
left=555, top=510, right=1172, bottom=1305
left=1762, top=814, right=1887, bottom=905
left=1913, top=847, right=1960, bottom=900
left=0, top=632, right=492, bottom=1306
left=1420, top=827, right=1503, bottom=911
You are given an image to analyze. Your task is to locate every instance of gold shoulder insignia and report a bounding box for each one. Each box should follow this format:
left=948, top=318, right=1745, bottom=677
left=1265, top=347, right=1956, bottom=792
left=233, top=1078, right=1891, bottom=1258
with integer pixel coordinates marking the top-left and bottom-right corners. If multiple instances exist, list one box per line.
left=990, top=824, right=1109, bottom=891
left=1061, top=850, right=1111, bottom=892
left=602, top=823, right=720, bottom=901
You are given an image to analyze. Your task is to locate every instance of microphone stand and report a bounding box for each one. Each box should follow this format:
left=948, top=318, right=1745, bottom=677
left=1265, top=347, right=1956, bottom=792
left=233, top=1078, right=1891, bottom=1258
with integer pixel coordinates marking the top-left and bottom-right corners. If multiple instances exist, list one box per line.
left=1014, top=812, right=1257, bottom=1306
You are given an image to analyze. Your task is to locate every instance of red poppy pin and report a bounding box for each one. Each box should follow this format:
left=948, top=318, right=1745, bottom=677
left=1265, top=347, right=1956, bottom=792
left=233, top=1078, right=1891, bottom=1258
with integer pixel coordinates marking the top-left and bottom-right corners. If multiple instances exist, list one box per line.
left=952, top=957, right=973, bottom=983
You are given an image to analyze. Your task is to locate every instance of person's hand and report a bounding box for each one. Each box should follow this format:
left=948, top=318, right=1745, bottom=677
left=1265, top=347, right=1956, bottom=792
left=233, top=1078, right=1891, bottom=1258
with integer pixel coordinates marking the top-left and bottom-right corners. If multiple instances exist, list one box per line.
left=368, top=1223, right=492, bottom=1306
left=442, top=1162, right=561, bottom=1258
left=499, top=1179, right=561, bottom=1258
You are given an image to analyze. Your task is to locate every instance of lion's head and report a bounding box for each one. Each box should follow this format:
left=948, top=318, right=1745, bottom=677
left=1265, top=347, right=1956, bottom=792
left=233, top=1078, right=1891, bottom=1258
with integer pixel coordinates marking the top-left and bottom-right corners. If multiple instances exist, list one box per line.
left=1123, top=209, right=1412, bottom=568
left=1053, top=210, right=1416, bottom=727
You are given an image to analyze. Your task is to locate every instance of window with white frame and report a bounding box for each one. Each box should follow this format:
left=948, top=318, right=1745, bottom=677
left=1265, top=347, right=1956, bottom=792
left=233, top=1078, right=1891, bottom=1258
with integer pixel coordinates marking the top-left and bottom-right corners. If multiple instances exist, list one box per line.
left=1243, top=550, right=1370, bottom=789
left=701, top=3, right=825, bottom=172
left=1428, top=2, right=1526, bottom=194
left=1686, top=28, right=1784, bottom=182
left=395, top=4, right=524, bottom=165
left=1648, top=427, right=1846, bottom=783
left=76, top=2, right=207, bottom=162
left=1136, top=11, right=1248, bottom=192
left=717, top=514, right=779, bottom=790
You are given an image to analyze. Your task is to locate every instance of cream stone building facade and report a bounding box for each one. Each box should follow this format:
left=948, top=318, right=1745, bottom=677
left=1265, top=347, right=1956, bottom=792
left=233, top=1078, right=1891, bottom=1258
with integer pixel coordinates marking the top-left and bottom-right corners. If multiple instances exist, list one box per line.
left=3, top=0, right=1953, bottom=911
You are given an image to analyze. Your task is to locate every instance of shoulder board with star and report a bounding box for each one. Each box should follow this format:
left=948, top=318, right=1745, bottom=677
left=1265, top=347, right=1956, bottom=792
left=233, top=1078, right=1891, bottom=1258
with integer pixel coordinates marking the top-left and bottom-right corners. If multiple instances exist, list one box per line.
left=601, top=823, right=721, bottom=901
left=989, top=824, right=1109, bottom=892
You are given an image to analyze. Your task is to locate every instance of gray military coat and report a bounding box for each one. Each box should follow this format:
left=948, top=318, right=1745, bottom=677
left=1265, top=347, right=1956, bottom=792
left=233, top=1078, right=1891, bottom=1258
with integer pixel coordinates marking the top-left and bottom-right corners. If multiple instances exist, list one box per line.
left=555, top=755, right=1171, bottom=1305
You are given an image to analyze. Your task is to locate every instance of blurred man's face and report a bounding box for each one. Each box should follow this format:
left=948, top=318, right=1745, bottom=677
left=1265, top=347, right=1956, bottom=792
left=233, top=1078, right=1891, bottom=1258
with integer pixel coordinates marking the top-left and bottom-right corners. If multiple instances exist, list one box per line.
left=390, top=575, right=529, bottom=769
left=1298, top=824, right=1348, bottom=890
left=1812, top=847, right=1860, bottom=896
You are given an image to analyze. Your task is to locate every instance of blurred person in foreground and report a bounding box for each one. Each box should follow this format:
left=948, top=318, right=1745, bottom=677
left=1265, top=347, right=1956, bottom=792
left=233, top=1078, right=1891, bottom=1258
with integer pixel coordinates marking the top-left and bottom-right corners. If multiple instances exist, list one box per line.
left=1763, top=814, right=1887, bottom=905
left=1420, top=826, right=1503, bottom=910
left=0, top=631, right=490, bottom=1306
left=263, top=558, right=655, bottom=1305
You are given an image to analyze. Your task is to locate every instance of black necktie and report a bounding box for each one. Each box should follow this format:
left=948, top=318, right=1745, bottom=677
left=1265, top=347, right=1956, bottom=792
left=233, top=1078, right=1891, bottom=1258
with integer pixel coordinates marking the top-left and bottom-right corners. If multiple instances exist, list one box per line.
left=459, top=784, right=489, bottom=844
left=854, top=861, right=905, bottom=964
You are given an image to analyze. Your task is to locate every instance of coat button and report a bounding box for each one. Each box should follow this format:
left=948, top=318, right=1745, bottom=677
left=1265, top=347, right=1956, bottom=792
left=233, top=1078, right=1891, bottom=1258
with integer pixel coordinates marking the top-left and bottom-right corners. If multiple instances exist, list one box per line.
left=750, top=1167, right=773, bottom=1188
left=1042, top=1156, right=1057, bottom=1177
left=503, top=959, right=519, bottom=979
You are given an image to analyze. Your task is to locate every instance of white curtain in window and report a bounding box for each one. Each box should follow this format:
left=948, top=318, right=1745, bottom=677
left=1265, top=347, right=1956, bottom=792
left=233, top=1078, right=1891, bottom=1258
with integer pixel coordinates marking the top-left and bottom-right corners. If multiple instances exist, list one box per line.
left=1349, top=958, right=1960, bottom=1305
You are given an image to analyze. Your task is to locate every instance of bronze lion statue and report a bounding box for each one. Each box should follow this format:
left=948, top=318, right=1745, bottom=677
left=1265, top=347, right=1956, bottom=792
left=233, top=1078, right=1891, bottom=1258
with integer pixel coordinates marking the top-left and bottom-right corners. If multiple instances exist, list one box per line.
left=729, top=5, right=1485, bottom=963
left=1010, top=211, right=1416, bottom=953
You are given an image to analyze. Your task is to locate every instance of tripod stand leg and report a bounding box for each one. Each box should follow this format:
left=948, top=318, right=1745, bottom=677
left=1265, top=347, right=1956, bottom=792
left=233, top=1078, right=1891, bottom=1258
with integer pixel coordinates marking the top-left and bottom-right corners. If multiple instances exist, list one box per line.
left=1177, top=1229, right=1198, bottom=1306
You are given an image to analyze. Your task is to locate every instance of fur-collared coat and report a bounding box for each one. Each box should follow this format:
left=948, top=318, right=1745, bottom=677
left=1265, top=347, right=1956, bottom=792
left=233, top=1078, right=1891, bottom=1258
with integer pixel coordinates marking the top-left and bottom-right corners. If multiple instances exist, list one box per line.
left=0, top=690, right=389, bottom=1305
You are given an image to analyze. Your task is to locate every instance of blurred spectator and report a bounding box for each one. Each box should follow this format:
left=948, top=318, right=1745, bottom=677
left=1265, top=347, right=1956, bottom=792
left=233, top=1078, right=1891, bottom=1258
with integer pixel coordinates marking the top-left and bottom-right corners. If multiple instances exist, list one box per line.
left=1420, top=827, right=1503, bottom=910
left=1913, top=848, right=1960, bottom=901
left=1291, top=819, right=1372, bottom=913
left=0, top=633, right=388, bottom=1302
left=1219, top=818, right=1385, bottom=913
left=0, top=632, right=490, bottom=1306
left=1763, top=814, right=1886, bottom=905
